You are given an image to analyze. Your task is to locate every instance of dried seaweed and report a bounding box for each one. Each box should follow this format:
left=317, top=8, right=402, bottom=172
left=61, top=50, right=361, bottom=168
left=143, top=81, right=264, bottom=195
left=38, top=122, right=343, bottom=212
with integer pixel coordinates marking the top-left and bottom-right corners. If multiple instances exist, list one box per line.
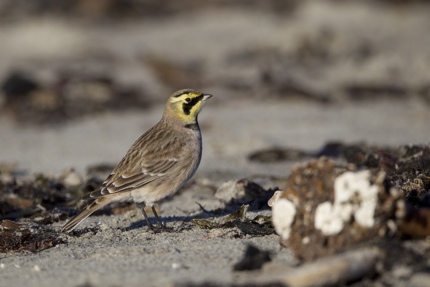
left=0, top=220, right=64, bottom=253
left=193, top=205, right=274, bottom=236
left=0, top=173, right=72, bottom=222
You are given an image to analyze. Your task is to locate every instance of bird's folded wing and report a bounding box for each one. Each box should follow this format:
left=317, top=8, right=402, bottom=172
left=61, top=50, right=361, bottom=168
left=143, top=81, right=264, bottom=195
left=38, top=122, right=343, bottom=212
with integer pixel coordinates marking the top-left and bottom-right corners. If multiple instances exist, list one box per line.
left=90, top=158, right=178, bottom=197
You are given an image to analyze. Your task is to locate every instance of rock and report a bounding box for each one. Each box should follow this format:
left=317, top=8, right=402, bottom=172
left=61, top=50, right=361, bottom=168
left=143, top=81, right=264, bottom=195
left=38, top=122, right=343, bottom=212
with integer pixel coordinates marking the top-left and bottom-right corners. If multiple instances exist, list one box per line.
left=215, top=180, right=242, bottom=203
left=214, top=179, right=276, bottom=210
left=409, top=272, right=430, bottom=287
left=267, top=190, right=282, bottom=207
left=391, top=266, right=413, bottom=280
left=271, top=157, right=404, bottom=261
left=58, top=168, right=83, bottom=187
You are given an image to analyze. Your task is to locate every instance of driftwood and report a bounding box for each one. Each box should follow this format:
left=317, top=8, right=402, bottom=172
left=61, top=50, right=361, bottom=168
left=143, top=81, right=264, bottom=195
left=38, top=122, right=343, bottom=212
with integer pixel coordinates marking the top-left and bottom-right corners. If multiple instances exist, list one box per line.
left=238, top=247, right=383, bottom=287
left=279, top=247, right=382, bottom=287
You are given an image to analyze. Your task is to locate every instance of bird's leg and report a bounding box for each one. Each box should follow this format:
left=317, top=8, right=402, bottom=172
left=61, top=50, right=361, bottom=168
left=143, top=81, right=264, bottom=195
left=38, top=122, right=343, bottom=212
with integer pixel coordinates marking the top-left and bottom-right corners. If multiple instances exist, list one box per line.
left=151, top=206, right=167, bottom=229
left=151, top=206, right=174, bottom=232
left=136, top=202, right=154, bottom=232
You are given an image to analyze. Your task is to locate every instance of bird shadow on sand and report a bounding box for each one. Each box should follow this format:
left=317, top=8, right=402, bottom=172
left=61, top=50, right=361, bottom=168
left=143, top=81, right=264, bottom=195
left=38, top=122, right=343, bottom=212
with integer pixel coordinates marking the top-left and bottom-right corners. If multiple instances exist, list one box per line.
left=124, top=215, right=192, bottom=232
left=124, top=180, right=277, bottom=233
left=124, top=201, right=274, bottom=236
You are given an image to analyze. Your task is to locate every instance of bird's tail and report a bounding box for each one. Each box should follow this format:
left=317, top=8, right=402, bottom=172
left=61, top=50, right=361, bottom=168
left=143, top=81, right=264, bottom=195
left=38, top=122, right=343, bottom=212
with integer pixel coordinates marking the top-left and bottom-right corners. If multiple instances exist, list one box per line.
left=62, top=198, right=109, bottom=233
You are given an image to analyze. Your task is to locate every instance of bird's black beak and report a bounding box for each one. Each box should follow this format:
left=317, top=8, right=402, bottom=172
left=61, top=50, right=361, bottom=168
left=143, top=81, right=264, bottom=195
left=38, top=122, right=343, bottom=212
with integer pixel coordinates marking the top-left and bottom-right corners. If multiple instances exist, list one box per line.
left=202, top=94, right=213, bottom=101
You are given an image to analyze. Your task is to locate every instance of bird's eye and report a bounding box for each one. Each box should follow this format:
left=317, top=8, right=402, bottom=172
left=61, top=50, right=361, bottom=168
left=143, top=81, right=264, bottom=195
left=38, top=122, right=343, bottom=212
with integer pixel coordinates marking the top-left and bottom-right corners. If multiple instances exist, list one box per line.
left=185, top=98, right=191, bottom=103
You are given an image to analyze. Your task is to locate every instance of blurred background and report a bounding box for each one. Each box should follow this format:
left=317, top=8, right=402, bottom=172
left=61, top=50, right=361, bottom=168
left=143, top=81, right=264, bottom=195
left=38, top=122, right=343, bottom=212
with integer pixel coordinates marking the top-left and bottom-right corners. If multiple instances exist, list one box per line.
left=1, top=0, right=430, bottom=179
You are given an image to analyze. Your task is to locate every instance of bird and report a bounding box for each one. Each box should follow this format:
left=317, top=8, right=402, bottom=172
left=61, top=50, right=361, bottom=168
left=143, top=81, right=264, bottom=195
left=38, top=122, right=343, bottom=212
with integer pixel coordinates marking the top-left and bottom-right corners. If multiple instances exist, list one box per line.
left=62, top=89, right=212, bottom=233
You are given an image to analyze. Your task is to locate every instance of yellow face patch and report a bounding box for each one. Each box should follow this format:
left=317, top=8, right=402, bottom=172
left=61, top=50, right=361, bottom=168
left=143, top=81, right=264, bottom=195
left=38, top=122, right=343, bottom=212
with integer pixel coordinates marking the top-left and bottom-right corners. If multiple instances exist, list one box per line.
left=181, top=93, right=204, bottom=116
left=167, top=90, right=210, bottom=123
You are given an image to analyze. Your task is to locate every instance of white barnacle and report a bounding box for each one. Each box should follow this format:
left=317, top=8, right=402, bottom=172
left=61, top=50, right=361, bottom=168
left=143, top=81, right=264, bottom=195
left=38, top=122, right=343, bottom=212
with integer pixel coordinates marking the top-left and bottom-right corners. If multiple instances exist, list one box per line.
left=315, top=170, right=381, bottom=235
left=272, top=198, right=297, bottom=240
left=314, top=201, right=345, bottom=235
left=335, top=170, right=379, bottom=228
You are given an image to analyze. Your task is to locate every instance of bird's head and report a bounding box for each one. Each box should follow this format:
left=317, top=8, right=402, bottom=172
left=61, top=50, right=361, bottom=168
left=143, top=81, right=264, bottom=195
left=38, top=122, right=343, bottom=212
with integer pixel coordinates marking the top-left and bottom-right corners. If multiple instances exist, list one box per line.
left=164, top=89, right=212, bottom=123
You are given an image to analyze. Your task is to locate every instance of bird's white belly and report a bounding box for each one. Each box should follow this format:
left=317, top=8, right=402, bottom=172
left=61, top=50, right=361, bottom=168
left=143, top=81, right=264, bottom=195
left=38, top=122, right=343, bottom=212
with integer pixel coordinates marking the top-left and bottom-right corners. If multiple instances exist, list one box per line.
left=130, top=179, right=181, bottom=206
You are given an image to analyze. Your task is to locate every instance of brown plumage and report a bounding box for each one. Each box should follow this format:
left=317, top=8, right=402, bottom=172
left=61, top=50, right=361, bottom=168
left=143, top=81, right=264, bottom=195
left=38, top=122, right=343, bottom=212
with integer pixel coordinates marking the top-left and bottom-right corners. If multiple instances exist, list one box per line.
left=62, top=89, right=212, bottom=232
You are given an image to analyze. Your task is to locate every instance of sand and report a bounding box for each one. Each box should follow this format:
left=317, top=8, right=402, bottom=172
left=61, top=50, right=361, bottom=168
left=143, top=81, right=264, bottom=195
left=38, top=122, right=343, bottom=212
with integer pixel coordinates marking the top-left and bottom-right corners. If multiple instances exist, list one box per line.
left=1, top=1, right=430, bottom=286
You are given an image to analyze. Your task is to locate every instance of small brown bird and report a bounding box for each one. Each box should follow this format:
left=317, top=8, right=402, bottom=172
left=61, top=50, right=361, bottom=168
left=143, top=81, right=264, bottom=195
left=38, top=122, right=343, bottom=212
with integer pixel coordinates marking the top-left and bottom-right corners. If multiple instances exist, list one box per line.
left=62, top=89, right=212, bottom=232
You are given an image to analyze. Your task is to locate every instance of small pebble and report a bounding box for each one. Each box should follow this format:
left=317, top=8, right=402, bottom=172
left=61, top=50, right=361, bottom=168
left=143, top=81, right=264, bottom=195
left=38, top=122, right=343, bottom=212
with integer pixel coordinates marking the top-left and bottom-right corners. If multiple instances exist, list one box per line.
left=172, top=263, right=187, bottom=270
left=409, top=272, right=430, bottom=287
left=392, top=266, right=412, bottom=279
left=268, top=190, right=282, bottom=207
left=59, top=168, right=83, bottom=187
left=172, top=263, right=181, bottom=270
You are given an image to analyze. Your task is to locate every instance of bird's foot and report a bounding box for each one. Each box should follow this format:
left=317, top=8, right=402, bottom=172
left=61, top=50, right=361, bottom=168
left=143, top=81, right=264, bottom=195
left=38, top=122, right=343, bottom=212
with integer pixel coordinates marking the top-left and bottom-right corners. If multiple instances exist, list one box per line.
left=146, top=223, right=174, bottom=233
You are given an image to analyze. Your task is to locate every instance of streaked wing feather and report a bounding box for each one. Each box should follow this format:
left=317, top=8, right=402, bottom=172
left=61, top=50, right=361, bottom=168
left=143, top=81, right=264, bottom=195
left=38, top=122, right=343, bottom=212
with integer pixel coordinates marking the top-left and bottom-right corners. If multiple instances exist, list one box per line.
left=106, top=173, right=158, bottom=193
left=91, top=157, right=180, bottom=197
left=142, top=158, right=178, bottom=175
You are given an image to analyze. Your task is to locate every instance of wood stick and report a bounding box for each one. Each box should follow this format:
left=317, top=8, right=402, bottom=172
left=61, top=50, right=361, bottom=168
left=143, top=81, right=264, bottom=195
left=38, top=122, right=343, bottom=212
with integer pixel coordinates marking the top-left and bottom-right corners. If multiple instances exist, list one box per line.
left=281, top=247, right=382, bottom=287
left=242, top=247, right=383, bottom=287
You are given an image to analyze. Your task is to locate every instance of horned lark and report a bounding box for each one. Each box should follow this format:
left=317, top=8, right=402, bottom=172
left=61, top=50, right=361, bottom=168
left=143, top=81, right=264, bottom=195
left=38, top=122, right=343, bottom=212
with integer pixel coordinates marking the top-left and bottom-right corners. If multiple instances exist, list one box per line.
left=62, top=89, right=212, bottom=232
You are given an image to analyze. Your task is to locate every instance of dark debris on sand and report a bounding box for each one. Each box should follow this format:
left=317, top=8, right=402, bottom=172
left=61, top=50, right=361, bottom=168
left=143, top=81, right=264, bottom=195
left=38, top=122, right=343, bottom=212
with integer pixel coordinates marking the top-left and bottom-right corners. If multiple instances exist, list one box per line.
left=193, top=204, right=274, bottom=236
left=3, top=141, right=430, bottom=275
left=0, top=173, right=71, bottom=223
left=0, top=70, right=148, bottom=125
left=0, top=0, right=297, bottom=21
left=0, top=166, right=133, bottom=253
left=0, top=162, right=277, bottom=253
left=251, top=142, right=430, bottom=208
left=191, top=179, right=278, bottom=236
left=0, top=220, right=64, bottom=253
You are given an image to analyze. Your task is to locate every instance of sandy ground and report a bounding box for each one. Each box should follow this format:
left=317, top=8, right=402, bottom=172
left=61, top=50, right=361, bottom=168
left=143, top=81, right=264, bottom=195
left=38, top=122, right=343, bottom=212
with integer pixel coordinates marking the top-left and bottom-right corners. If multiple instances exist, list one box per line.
left=1, top=96, right=430, bottom=287
left=1, top=1, right=430, bottom=286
